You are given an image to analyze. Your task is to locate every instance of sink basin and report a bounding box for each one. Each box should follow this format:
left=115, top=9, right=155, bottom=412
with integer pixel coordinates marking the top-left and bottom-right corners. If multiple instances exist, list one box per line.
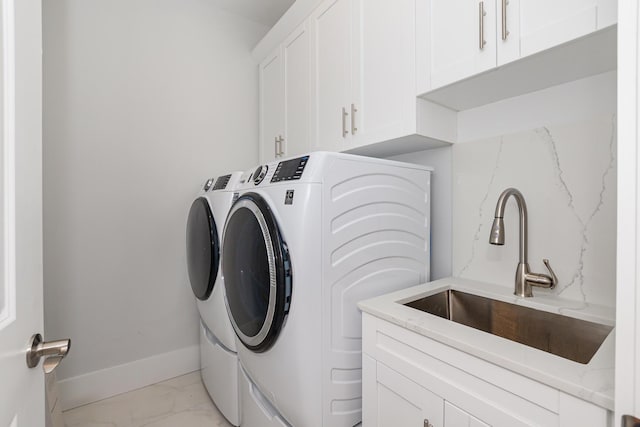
left=404, top=289, right=613, bottom=364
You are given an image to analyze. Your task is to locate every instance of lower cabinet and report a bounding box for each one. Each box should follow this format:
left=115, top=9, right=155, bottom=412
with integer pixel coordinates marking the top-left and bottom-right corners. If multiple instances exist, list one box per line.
left=362, top=313, right=612, bottom=427
left=364, top=355, right=443, bottom=427
left=444, top=402, right=489, bottom=427
left=366, top=356, right=488, bottom=427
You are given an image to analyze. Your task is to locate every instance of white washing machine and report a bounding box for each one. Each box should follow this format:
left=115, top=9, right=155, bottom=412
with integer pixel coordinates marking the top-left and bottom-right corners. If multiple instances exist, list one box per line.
left=221, top=152, right=431, bottom=427
left=186, top=171, right=243, bottom=426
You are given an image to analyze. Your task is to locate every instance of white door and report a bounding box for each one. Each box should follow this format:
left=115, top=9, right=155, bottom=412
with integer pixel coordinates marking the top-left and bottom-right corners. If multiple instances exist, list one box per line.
left=309, top=0, right=353, bottom=152
left=283, top=23, right=310, bottom=158
left=428, top=0, right=496, bottom=90
left=373, top=362, right=444, bottom=427
left=0, top=0, right=44, bottom=426
left=353, top=0, right=414, bottom=148
left=615, top=0, right=640, bottom=425
left=498, top=0, right=617, bottom=65
left=506, top=0, right=605, bottom=61
left=259, top=47, right=284, bottom=163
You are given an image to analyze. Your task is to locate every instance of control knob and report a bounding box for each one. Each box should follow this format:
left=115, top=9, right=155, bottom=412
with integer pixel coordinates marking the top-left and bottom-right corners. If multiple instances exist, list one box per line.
left=253, top=165, right=268, bottom=185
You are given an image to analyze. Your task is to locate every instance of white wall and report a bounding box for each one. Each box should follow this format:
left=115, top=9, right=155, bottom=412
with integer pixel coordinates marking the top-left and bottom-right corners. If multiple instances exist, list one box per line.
left=453, top=71, right=617, bottom=307
left=453, top=113, right=616, bottom=306
left=387, top=71, right=616, bottom=305
left=388, top=147, right=452, bottom=281
left=43, top=0, right=267, bottom=407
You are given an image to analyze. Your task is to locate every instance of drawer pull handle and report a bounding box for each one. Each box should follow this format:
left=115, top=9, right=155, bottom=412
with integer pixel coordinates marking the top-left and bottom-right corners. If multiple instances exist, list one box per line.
left=479, top=1, right=487, bottom=50
left=351, top=103, right=358, bottom=134
left=342, top=107, right=349, bottom=137
left=502, top=0, right=510, bottom=40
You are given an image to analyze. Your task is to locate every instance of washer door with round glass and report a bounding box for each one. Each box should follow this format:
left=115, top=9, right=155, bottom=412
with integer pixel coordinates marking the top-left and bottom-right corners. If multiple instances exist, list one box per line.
left=223, top=192, right=292, bottom=352
left=186, top=197, right=219, bottom=301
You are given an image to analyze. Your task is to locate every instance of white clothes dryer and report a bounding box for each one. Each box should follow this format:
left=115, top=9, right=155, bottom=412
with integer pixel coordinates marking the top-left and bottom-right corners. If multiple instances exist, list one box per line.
left=186, top=171, right=243, bottom=426
left=221, top=152, right=431, bottom=427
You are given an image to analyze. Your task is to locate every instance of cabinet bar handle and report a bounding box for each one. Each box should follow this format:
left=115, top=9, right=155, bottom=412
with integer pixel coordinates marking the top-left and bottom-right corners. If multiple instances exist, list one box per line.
left=278, top=135, right=284, bottom=156
left=274, top=136, right=279, bottom=157
left=342, top=107, right=349, bottom=137
left=351, top=104, right=358, bottom=134
left=479, top=1, right=486, bottom=50
left=501, top=0, right=509, bottom=40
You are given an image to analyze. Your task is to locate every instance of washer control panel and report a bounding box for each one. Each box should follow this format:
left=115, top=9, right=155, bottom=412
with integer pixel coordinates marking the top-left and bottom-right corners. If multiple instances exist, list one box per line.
left=271, top=156, right=309, bottom=183
left=212, top=174, right=232, bottom=190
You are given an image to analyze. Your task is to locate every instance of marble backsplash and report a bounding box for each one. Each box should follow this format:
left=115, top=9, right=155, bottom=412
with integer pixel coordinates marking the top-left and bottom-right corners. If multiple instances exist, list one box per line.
left=452, top=114, right=617, bottom=307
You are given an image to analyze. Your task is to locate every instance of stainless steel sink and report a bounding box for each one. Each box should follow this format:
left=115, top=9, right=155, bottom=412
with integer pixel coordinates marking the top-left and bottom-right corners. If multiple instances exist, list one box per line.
left=404, top=289, right=613, bottom=364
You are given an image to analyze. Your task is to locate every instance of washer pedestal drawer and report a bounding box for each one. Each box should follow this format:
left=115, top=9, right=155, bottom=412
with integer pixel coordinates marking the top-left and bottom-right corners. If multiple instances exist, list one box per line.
left=239, top=364, right=290, bottom=427
left=200, top=322, right=239, bottom=426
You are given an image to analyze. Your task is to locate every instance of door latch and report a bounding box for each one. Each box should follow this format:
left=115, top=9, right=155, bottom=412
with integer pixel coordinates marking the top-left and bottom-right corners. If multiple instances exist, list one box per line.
left=26, top=333, right=71, bottom=374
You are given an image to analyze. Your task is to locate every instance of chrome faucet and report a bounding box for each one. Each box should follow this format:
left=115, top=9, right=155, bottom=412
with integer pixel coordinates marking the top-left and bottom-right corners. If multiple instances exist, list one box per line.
left=489, top=188, right=557, bottom=297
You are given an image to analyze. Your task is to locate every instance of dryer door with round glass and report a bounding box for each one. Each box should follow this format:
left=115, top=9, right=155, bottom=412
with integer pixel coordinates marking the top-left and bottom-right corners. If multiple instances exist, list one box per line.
left=186, top=197, right=219, bottom=301
left=223, top=192, right=292, bottom=352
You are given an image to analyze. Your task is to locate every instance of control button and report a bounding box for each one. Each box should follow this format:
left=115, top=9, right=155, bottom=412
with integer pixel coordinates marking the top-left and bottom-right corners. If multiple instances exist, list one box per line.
left=203, top=178, right=214, bottom=192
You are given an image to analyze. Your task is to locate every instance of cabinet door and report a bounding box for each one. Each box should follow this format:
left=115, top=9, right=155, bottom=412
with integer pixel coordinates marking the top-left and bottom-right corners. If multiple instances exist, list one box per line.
left=310, top=0, right=353, bottom=152
left=376, top=362, right=444, bottom=427
left=351, top=0, right=416, bottom=148
left=506, top=0, right=613, bottom=61
left=259, top=48, right=284, bottom=163
left=444, top=401, right=490, bottom=427
left=428, top=0, right=496, bottom=90
left=283, top=24, right=310, bottom=158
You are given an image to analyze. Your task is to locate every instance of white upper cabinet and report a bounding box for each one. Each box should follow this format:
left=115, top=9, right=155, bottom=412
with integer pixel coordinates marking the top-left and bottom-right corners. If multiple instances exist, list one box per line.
left=259, top=24, right=311, bottom=163
left=259, top=48, right=284, bottom=163
left=354, top=0, right=417, bottom=148
left=258, top=0, right=458, bottom=157
left=498, top=0, right=618, bottom=65
left=283, top=24, right=311, bottom=158
left=256, top=0, right=616, bottom=151
left=309, top=0, right=453, bottom=154
left=424, top=0, right=617, bottom=96
left=428, top=0, right=497, bottom=91
left=309, top=0, right=355, bottom=152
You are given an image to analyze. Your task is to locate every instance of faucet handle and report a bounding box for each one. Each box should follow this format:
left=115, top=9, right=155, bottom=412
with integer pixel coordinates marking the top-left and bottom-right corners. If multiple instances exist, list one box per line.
left=542, top=259, right=558, bottom=289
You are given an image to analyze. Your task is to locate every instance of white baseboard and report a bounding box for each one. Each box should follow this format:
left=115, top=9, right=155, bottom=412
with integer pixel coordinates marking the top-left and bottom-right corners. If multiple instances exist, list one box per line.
left=58, top=345, right=200, bottom=411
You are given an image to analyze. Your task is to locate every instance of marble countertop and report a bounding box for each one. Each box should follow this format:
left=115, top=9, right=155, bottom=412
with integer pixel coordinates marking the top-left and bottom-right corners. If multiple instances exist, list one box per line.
left=358, top=276, right=616, bottom=410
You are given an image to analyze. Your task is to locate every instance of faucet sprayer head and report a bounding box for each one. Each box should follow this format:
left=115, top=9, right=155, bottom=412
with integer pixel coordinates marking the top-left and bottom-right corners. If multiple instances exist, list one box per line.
left=489, top=217, right=505, bottom=245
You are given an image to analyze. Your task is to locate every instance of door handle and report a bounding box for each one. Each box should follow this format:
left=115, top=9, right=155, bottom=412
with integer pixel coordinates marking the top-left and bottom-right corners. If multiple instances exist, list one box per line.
left=26, top=333, right=71, bottom=374
left=623, top=415, right=640, bottom=427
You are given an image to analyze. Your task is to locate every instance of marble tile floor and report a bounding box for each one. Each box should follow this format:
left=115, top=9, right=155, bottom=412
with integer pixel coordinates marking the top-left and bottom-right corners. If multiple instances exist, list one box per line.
left=63, top=371, right=233, bottom=427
